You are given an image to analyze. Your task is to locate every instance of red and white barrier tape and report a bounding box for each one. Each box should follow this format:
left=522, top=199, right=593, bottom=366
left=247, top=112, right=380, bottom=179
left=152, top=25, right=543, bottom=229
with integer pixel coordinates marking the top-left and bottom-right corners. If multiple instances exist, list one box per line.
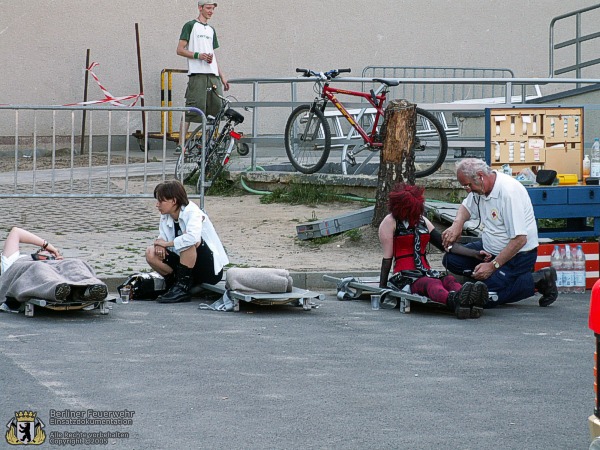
left=63, top=62, right=143, bottom=107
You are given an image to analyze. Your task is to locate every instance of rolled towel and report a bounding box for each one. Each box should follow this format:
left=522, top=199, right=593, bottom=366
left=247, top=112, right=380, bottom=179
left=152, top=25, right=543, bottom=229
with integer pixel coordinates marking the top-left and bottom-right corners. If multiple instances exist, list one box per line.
left=226, top=267, right=293, bottom=293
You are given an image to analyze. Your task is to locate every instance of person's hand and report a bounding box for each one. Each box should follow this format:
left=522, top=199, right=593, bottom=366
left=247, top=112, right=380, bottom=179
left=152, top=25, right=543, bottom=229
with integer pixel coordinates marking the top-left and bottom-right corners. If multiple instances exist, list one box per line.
left=472, top=261, right=495, bottom=280
left=154, top=245, right=166, bottom=260
left=154, top=239, right=167, bottom=247
left=221, top=77, right=230, bottom=91
left=153, top=240, right=168, bottom=260
left=46, top=243, right=63, bottom=260
left=441, top=224, right=461, bottom=248
left=200, top=52, right=213, bottom=63
left=474, top=249, right=493, bottom=262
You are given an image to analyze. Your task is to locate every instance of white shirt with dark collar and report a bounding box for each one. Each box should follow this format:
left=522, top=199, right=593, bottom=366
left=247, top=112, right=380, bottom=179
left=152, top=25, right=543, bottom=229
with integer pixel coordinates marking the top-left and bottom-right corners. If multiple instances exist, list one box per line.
left=158, top=201, right=229, bottom=275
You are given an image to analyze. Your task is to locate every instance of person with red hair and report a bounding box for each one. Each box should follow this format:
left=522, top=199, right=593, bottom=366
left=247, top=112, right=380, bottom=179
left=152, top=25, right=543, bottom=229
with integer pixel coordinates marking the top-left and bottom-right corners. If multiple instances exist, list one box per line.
left=378, top=183, right=490, bottom=319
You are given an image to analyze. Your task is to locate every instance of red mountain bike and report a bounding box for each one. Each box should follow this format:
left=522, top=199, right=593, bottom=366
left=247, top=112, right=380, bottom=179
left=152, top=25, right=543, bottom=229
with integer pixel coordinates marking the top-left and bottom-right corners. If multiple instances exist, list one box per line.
left=284, top=68, right=448, bottom=177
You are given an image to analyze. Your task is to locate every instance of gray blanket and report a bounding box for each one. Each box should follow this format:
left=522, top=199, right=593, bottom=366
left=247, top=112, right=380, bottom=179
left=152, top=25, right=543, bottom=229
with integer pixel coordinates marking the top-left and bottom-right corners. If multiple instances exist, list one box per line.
left=225, top=267, right=293, bottom=293
left=0, top=258, right=105, bottom=303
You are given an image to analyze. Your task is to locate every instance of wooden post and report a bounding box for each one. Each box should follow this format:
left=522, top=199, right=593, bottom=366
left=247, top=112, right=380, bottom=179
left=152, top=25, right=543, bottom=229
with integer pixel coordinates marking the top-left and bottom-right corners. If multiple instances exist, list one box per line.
left=135, top=23, right=146, bottom=139
left=80, top=48, right=90, bottom=155
left=372, top=99, right=417, bottom=227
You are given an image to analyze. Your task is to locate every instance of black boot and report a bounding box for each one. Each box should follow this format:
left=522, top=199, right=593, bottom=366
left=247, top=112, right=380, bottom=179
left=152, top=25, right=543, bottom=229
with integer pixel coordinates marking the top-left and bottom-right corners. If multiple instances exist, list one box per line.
left=163, top=272, right=176, bottom=289
left=468, top=281, right=489, bottom=319
left=446, top=282, right=474, bottom=320
left=532, top=267, right=558, bottom=307
left=157, top=264, right=194, bottom=304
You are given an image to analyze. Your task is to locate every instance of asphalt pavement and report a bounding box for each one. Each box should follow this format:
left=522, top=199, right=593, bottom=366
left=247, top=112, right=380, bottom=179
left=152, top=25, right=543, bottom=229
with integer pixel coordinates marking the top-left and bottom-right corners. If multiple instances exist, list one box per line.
left=0, top=289, right=592, bottom=449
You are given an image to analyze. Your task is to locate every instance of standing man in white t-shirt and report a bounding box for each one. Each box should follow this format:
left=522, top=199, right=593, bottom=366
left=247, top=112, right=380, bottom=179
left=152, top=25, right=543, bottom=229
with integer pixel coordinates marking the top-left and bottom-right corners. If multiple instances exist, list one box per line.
left=441, top=158, right=558, bottom=308
left=176, top=1, right=229, bottom=151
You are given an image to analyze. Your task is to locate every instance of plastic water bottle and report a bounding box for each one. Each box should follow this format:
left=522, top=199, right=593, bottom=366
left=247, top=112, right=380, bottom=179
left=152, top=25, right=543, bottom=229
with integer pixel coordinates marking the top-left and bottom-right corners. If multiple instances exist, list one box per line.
left=584, top=154, right=591, bottom=177
left=551, top=245, right=564, bottom=293
left=591, top=138, right=600, bottom=177
left=562, top=244, right=575, bottom=293
left=574, top=245, right=586, bottom=293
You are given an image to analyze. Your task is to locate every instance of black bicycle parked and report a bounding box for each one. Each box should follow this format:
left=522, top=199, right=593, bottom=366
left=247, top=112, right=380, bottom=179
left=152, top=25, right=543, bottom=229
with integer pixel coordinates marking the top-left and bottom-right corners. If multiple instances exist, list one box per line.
left=175, top=86, right=248, bottom=193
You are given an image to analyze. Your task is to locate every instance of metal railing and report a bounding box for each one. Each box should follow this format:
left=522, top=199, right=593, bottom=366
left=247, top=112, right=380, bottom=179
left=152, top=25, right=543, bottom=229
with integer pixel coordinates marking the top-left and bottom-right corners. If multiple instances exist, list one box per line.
left=361, top=66, right=523, bottom=103
left=0, top=105, right=208, bottom=206
left=549, top=3, right=600, bottom=81
left=2, top=77, right=600, bottom=200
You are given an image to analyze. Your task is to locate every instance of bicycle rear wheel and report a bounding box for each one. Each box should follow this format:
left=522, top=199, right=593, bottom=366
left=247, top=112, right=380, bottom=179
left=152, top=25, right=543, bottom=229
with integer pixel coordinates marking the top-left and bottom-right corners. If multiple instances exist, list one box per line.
left=196, top=134, right=232, bottom=194
left=414, top=108, right=448, bottom=178
left=174, top=124, right=202, bottom=182
left=284, top=105, right=331, bottom=174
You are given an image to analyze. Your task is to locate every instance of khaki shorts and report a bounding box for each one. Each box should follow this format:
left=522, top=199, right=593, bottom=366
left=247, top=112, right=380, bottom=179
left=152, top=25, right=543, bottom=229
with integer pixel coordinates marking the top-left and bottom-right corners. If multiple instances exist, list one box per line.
left=185, top=73, right=223, bottom=123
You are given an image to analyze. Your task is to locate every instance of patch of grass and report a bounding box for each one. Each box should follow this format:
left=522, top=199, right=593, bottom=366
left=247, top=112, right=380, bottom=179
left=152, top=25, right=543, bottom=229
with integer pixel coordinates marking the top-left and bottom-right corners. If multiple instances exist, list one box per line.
left=206, top=174, right=241, bottom=196
left=298, top=235, right=335, bottom=246
left=259, top=183, right=351, bottom=206
left=344, top=228, right=362, bottom=242
left=134, top=226, right=155, bottom=232
left=446, top=190, right=464, bottom=204
left=187, top=171, right=244, bottom=197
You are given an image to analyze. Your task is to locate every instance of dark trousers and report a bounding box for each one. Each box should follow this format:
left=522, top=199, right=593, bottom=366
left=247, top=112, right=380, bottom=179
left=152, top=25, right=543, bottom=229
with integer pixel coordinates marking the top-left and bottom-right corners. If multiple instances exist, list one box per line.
left=442, top=241, right=537, bottom=306
left=165, top=241, right=223, bottom=285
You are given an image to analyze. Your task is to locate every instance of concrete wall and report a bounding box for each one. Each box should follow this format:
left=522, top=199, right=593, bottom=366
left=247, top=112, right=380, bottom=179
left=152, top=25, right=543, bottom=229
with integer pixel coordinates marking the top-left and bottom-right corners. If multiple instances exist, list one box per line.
left=0, top=0, right=597, bottom=136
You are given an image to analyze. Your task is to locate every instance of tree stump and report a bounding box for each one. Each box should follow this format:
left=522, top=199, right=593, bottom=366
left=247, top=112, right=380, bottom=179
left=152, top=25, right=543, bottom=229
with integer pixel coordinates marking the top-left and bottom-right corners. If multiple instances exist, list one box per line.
left=372, top=99, right=417, bottom=227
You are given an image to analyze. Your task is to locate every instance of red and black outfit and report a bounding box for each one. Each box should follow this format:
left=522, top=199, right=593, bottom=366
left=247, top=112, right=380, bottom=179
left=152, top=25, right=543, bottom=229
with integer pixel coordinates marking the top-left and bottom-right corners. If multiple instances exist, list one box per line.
left=390, top=217, right=461, bottom=305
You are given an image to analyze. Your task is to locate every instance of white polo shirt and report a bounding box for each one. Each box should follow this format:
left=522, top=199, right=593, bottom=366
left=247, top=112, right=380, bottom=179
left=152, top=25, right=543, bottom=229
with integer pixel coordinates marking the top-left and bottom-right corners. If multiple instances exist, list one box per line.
left=462, top=171, right=538, bottom=255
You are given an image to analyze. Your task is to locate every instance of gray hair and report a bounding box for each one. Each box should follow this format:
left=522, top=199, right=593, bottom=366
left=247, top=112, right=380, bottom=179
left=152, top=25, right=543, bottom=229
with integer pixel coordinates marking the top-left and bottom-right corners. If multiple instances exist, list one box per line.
left=456, top=158, right=492, bottom=179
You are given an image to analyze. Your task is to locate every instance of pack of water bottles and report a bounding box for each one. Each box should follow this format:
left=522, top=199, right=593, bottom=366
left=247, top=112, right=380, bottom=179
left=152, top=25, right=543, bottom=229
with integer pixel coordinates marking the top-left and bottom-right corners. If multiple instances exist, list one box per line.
left=550, top=244, right=587, bottom=293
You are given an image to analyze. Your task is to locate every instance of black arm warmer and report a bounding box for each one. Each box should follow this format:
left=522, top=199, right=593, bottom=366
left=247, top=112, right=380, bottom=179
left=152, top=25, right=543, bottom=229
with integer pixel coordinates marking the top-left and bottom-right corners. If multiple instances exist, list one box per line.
left=449, top=243, right=480, bottom=258
left=429, top=228, right=445, bottom=252
left=430, top=228, right=479, bottom=258
left=379, top=258, right=393, bottom=288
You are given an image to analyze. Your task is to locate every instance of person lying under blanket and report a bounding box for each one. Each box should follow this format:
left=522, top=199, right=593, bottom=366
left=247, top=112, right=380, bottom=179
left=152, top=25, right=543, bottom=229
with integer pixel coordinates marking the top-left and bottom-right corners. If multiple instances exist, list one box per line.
left=0, top=227, right=108, bottom=311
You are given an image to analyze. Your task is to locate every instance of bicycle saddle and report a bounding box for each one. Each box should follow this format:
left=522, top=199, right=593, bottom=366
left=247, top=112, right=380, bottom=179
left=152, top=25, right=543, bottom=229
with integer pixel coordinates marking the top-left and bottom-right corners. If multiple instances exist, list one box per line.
left=224, top=108, right=244, bottom=124
left=373, top=78, right=400, bottom=87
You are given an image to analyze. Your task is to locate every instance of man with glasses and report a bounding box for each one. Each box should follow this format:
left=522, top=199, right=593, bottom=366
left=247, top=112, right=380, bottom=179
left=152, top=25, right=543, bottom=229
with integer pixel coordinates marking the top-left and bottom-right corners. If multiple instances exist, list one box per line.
left=175, top=1, right=229, bottom=153
left=441, top=158, right=558, bottom=308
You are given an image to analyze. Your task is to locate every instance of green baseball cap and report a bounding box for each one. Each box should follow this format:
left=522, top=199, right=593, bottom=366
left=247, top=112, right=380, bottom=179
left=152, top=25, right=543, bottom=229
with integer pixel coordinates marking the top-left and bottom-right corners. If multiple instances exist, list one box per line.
left=198, top=1, right=217, bottom=6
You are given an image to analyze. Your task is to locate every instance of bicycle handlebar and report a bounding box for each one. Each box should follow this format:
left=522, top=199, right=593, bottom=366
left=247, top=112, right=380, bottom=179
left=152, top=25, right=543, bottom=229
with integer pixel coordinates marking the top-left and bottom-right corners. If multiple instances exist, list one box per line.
left=295, top=68, right=352, bottom=79
left=208, top=84, right=229, bottom=104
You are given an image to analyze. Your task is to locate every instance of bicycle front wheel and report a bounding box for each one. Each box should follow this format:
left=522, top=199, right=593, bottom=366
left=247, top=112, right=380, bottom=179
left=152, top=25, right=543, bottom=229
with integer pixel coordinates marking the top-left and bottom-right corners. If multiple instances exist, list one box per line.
left=414, top=108, right=448, bottom=178
left=174, top=124, right=202, bottom=182
left=284, top=105, right=331, bottom=174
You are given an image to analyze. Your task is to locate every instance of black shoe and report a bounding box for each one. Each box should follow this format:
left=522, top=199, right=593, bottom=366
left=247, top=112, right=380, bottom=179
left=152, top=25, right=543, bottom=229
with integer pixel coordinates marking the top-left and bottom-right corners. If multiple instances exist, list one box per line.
left=447, top=282, right=473, bottom=320
left=83, top=284, right=108, bottom=301
left=54, top=283, right=71, bottom=301
left=157, top=284, right=191, bottom=303
left=469, top=281, right=489, bottom=319
left=534, top=267, right=558, bottom=307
